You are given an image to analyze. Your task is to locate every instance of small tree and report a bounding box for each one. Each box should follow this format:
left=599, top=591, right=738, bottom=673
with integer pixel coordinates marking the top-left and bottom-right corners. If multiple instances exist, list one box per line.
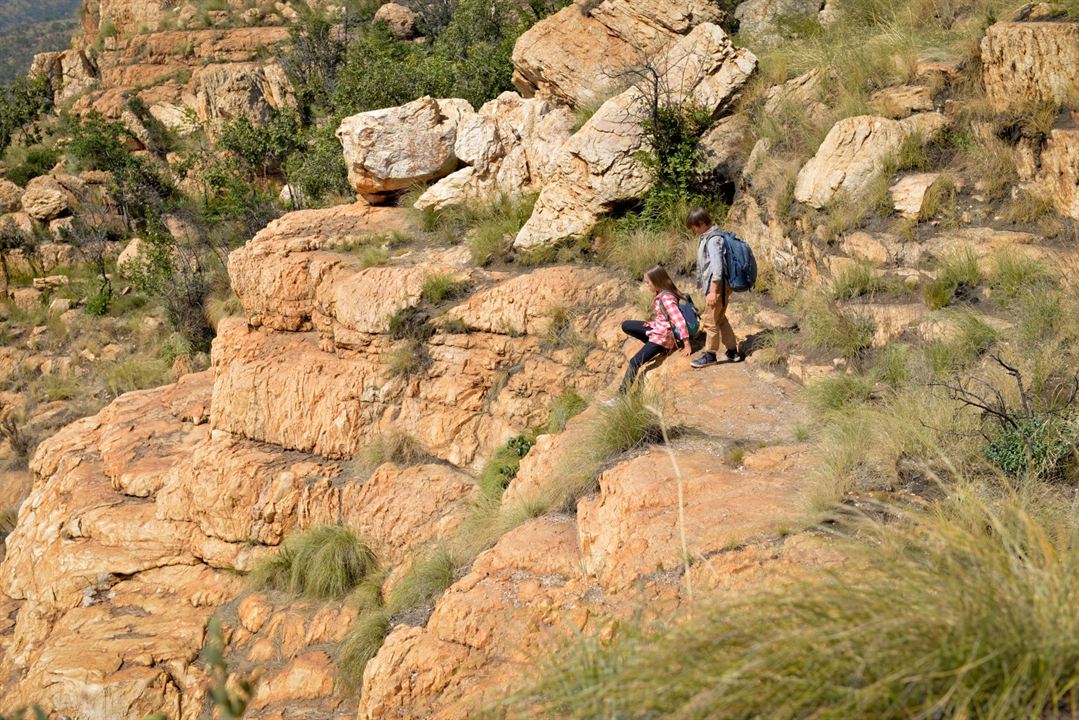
left=59, top=200, right=119, bottom=316
left=0, top=76, right=52, bottom=152
left=220, top=111, right=303, bottom=181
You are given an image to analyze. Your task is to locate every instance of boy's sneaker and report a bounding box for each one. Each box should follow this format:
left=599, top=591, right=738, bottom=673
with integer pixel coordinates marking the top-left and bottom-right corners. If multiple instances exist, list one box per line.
left=725, top=348, right=745, bottom=363
left=690, top=352, right=718, bottom=369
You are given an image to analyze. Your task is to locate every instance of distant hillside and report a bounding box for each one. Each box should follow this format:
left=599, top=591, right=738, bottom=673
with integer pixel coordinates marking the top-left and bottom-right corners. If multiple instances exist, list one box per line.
left=0, top=0, right=81, bottom=84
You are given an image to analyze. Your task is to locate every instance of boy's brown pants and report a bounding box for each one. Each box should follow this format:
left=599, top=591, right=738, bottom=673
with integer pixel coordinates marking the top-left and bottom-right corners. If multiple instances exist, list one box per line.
left=702, top=285, right=737, bottom=353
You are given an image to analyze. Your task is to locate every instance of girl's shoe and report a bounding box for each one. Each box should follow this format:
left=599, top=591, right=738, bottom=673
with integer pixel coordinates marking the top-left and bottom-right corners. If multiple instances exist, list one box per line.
left=690, top=352, right=718, bottom=369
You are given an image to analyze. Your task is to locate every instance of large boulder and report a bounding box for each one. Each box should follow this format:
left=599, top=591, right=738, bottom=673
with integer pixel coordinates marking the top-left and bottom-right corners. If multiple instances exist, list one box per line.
left=373, top=2, right=417, bottom=38
left=337, top=96, right=474, bottom=203
left=793, top=112, right=948, bottom=208
left=511, top=0, right=727, bottom=108
left=185, top=61, right=295, bottom=130
left=21, top=174, right=87, bottom=222
left=0, top=179, right=22, bottom=213
left=735, top=0, right=824, bottom=41
left=414, top=92, right=576, bottom=211
left=981, top=21, right=1079, bottom=112
left=514, top=23, right=757, bottom=249
left=1038, top=126, right=1079, bottom=220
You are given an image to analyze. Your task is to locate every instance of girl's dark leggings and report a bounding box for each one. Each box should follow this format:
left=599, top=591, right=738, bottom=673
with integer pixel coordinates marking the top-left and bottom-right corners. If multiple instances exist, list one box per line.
left=619, top=320, right=667, bottom=393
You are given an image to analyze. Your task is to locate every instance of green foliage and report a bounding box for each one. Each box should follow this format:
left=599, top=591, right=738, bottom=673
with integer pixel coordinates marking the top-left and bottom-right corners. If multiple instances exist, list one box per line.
left=988, top=252, right=1052, bottom=306
left=84, top=288, right=110, bottom=316
left=546, top=389, right=587, bottom=434
left=598, top=225, right=695, bottom=278
left=477, top=432, right=537, bottom=499
left=283, top=122, right=352, bottom=206
left=516, top=492, right=1079, bottom=720
left=830, top=261, right=900, bottom=300
left=385, top=545, right=457, bottom=614
left=335, top=0, right=528, bottom=114
left=4, top=144, right=59, bottom=186
left=251, top=524, right=378, bottom=600
left=220, top=110, right=303, bottom=178
left=337, top=606, right=390, bottom=690
left=985, top=414, right=1079, bottom=482
left=924, top=248, right=980, bottom=310
left=636, top=103, right=717, bottom=227
left=0, top=75, right=51, bottom=153
left=420, top=273, right=469, bottom=305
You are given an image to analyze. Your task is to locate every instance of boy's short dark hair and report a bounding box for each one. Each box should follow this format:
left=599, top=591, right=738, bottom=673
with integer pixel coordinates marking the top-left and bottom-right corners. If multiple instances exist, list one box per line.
left=686, top=207, right=712, bottom=229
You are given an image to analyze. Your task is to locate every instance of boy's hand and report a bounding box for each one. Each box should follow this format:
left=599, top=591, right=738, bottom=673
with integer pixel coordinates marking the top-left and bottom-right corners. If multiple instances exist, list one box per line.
left=706, top=291, right=718, bottom=308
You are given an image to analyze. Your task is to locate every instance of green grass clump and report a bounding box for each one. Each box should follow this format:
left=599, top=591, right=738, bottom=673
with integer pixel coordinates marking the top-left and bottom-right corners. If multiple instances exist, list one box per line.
left=546, top=389, right=587, bottom=434
left=477, top=432, right=537, bottom=500
left=805, top=374, right=875, bottom=413
left=102, top=356, right=171, bottom=397
left=798, top=294, right=875, bottom=359
left=251, top=525, right=378, bottom=600
left=385, top=545, right=458, bottom=615
left=541, top=305, right=579, bottom=349
left=988, top=252, right=1053, bottom=307
left=830, top=261, right=903, bottom=300
left=515, top=491, right=1079, bottom=720
left=598, top=227, right=694, bottom=279
left=358, top=431, right=430, bottom=472
left=925, top=311, right=998, bottom=377
left=420, top=273, right=469, bottom=306
left=924, top=248, right=980, bottom=310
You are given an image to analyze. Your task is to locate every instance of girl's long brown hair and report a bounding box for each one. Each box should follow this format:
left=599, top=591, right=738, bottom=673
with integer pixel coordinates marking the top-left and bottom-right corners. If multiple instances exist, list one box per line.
left=645, top=265, right=685, bottom=301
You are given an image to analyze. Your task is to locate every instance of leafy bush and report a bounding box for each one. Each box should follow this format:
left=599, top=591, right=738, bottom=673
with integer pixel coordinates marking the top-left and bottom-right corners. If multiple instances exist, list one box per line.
left=0, top=75, right=51, bottom=154
left=4, top=145, right=59, bottom=186
left=220, top=110, right=303, bottom=179
left=251, top=524, right=378, bottom=600
left=985, top=414, right=1079, bottom=482
left=284, top=123, right=352, bottom=206
left=516, top=492, right=1079, bottom=720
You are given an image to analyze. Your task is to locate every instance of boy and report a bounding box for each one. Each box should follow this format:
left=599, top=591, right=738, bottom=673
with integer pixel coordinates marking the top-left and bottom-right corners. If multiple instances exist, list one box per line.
left=686, top=207, right=743, bottom=368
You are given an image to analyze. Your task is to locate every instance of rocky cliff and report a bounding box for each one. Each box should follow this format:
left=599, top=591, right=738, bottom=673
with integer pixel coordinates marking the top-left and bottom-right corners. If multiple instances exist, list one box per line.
left=2, top=0, right=1079, bottom=717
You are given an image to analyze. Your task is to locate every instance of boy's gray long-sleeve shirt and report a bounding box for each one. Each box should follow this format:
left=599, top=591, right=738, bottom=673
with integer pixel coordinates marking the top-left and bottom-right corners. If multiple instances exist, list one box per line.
left=695, top=225, right=726, bottom=293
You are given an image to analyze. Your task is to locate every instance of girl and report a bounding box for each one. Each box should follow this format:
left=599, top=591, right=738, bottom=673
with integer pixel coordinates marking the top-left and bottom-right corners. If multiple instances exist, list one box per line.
left=615, top=265, right=691, bottom=395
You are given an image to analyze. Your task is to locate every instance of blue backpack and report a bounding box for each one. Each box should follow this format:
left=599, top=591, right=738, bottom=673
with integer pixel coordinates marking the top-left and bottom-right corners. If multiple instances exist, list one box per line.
left=718, top=230, right=757, bottom=292
left=659, top=292, right=700, bottom=342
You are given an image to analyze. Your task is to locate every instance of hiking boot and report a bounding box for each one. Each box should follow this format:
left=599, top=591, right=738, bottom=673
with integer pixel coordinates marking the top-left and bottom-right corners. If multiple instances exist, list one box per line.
left=690, top=352, right=718, bottom=369
left=725, top=348, right=745, bottom=363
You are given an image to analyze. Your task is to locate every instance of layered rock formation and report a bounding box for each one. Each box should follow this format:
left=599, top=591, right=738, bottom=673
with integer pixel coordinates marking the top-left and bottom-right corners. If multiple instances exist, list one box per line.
left=514, top=23, right=757, bottom=248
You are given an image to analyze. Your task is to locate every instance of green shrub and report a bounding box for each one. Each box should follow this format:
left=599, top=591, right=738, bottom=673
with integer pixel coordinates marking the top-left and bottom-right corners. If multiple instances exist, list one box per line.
left=924, top=248, right=980, bottom=310
left=985, top=414, right=1079, bottom=482
left=0, top=75, right=52, bottom=154
left=250, top=525, right=377, bottom=600
left=4, top=145, right=59, bottom=186
left=515, top=492, right=1079, bottom=720
left=420, top=273, right=469, bottom=305
left=220, top=110, right=302, bottom=179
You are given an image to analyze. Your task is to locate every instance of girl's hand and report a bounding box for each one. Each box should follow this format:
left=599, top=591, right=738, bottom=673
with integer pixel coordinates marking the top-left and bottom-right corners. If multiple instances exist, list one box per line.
left=683, top=343, right=692, bottom=357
